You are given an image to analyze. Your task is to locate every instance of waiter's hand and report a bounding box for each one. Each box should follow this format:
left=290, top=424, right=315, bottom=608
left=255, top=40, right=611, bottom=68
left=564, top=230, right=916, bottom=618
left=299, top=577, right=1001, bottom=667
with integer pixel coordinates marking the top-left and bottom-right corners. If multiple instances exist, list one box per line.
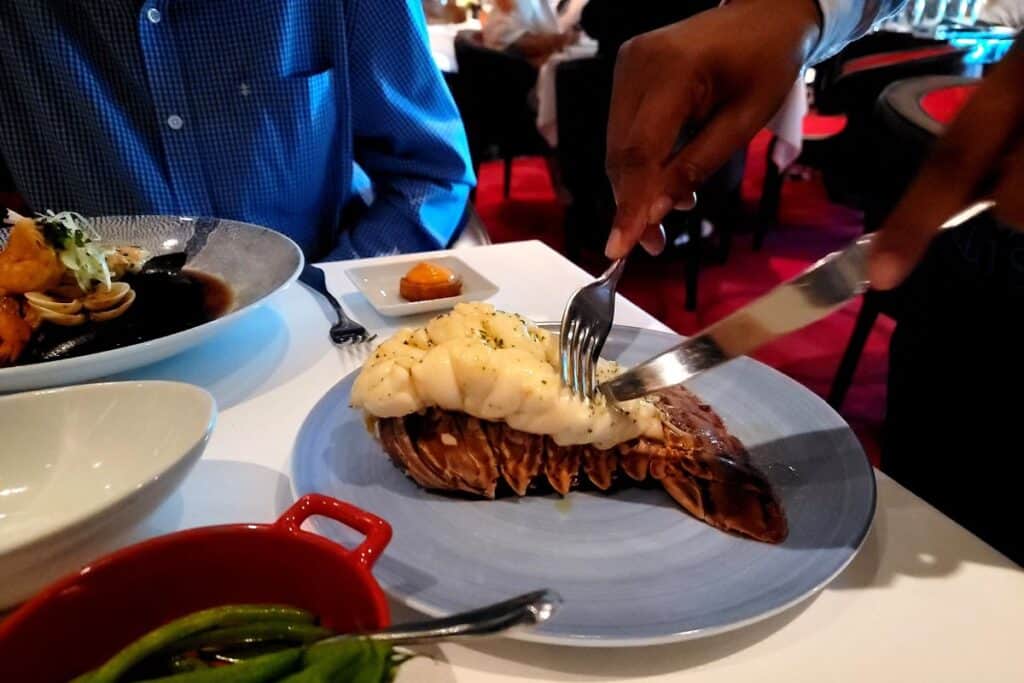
left=869, top=40, right=1024, bottom=290
left=604, top=0, right=822, bottom=258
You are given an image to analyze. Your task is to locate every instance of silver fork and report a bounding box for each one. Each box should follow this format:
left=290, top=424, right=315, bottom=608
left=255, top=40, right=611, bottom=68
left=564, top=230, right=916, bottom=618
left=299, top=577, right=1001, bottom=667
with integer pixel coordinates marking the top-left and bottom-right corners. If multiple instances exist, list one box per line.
left=559, top=258, right=626, bottom=398
left=299, top=264, right=377, bottom=345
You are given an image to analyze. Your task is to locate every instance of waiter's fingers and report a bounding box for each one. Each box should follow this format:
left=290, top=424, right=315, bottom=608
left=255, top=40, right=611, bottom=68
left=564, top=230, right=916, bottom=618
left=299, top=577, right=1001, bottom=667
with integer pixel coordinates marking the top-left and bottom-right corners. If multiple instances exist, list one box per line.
left=992, top=137, right=1024, bottom=229
left=605, top=37, right=701, bottom=259
left=604, top=160, right=664, bottom=258
left=606, top=37, right=657, bottom=173
left=658, top=97, right=768, bottom=210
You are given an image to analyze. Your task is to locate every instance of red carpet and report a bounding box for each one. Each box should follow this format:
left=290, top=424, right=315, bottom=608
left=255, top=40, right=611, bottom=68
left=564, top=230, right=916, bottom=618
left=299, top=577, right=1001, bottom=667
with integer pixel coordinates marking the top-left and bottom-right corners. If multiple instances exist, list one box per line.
left=475, top=131, right=889, bottom=464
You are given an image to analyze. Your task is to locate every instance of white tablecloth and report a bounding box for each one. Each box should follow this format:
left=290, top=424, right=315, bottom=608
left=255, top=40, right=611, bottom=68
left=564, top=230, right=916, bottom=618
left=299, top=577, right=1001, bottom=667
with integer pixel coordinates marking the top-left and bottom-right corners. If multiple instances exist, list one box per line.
left=101, top=240, right=1022, bottom=682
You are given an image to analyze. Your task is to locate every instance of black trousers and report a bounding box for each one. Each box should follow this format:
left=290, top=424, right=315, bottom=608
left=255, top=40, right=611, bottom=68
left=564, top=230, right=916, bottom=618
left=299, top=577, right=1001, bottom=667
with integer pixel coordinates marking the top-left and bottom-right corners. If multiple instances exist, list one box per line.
left=882, top=216, right=1024, bottom=566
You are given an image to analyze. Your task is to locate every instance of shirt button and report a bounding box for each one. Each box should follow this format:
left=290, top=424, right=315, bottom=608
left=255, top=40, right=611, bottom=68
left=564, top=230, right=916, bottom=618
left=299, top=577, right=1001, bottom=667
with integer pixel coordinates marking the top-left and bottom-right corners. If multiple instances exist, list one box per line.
left=166, top=114, right=184, bottom=130
left=146, top=8, right=162, bottom=23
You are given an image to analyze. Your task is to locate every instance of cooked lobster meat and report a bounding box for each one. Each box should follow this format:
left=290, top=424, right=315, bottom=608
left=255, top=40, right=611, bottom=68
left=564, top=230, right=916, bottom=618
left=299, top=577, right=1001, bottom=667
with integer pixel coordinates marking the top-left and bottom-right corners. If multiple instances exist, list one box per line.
left=375, top=385, right=787, bottom=544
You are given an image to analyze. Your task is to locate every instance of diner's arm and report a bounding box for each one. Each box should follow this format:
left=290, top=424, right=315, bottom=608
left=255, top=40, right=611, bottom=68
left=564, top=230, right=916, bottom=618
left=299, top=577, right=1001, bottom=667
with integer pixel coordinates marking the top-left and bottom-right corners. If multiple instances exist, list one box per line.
left=604, top=0, right=904, bottom=259
left=329, top=0, right=474, bottom=260
left=512, top=32, right=576, bottom=60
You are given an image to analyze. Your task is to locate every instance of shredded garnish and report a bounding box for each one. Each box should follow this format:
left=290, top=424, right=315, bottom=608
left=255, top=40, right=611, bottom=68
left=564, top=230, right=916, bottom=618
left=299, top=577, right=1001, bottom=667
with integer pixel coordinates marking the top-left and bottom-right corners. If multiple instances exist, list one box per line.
left=35, top=210, right=112, bottom=292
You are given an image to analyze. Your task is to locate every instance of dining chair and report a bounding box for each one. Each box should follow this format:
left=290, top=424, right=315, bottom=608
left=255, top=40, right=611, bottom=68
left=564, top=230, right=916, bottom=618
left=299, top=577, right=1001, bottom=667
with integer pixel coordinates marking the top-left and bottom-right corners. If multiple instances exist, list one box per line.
left=756, top=110, right=847, bottom=249
left=452, top=30, right=551, bottom=199
left=820, top=41, right=969, bottom=208
left=756, top=36, right=969, bottom=251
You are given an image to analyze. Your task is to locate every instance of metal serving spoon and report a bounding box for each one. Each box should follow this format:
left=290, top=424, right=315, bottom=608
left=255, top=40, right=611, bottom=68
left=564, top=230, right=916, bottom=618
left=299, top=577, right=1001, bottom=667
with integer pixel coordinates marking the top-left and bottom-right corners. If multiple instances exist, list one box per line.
left=322, top=589, right=561, bottom=647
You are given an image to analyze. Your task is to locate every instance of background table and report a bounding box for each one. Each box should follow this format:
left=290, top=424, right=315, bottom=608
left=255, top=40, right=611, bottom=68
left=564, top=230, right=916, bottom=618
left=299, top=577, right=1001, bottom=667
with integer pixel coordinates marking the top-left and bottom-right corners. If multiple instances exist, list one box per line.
left=100, top=241, right=1021, bottom=681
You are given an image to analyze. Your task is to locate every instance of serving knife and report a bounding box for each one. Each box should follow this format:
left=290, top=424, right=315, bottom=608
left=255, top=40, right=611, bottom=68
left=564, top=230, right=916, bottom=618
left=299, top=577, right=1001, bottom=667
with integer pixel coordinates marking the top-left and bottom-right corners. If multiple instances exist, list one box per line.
left=600, top=200, right=995, bottom=403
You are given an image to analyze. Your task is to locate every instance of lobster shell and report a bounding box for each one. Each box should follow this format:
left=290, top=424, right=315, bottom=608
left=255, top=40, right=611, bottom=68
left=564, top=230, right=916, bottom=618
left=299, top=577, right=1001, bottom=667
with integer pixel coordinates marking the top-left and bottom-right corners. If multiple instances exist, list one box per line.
left=375, top=386, right=787, bottom=543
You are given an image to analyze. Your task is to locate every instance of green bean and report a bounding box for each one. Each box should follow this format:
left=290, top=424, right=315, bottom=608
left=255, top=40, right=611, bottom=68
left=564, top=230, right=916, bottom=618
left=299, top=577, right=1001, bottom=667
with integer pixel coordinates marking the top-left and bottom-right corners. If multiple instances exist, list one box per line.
left=169, top=655, right=209, bottom=673
left=277, top=639, right=371, bottom=683
left=85, top=605, right=313, bottom=683
left=137, top=647, right=303, bottom=682
left=169, top=622, right=332, bottom=654
left=347, top=642, right=390, bottom=683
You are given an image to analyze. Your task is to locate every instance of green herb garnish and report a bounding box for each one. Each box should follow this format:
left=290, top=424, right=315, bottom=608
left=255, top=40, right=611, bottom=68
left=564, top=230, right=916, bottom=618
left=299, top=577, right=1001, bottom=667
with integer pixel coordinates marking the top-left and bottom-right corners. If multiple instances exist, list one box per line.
left=35, top=210, right=112, bottom=291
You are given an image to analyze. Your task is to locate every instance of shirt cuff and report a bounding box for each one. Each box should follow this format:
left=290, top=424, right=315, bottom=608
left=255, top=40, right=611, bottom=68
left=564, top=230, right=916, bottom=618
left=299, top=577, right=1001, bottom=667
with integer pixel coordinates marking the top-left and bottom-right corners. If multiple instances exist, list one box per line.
left=808, top=0, right=902, bottom=64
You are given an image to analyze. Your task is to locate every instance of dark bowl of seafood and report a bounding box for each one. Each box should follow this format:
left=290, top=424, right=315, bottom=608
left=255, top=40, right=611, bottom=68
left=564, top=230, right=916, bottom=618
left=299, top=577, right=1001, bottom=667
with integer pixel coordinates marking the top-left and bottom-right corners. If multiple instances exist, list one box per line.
left=0, top=495, right=392, bottom=682
left=16, top=251, right=232, bottom=365
left=0, top=212, right=302, bottom=392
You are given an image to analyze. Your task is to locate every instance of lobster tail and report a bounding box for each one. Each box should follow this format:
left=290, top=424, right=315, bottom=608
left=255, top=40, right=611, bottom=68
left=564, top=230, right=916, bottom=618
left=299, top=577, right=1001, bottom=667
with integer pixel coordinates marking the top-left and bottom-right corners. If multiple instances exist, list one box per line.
left=375, top=386, right=788, bottom=544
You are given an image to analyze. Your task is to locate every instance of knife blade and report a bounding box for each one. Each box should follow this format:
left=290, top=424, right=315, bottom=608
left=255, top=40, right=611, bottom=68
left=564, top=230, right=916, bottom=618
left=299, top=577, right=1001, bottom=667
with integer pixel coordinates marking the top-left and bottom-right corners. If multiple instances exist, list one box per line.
left=599, top=200, right=994, bottom=402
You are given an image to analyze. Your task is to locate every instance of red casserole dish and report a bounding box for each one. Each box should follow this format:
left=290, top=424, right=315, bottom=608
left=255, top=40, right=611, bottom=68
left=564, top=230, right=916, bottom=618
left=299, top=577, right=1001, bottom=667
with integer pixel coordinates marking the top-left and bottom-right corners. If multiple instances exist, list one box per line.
left=0, top=494, right=392, bottom=682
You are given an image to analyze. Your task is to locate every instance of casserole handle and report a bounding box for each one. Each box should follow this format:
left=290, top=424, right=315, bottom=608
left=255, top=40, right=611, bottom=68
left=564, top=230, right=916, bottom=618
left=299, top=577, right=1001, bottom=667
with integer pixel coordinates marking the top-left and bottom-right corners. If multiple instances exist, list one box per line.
left=276, top=494, right=392, bottom=569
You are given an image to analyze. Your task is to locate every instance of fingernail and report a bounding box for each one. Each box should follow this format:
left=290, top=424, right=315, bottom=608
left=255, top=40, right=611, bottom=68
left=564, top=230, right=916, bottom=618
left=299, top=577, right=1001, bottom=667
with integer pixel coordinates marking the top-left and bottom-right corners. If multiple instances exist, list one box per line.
left=648, top=196, right=673, bottom=223
left=675, top=191, right=698, bottom=211
left=640, top=224, right=667, bottom=256
left=605, top=228, right=624, bottom=259
left=641, top=237, right=666, bottom=256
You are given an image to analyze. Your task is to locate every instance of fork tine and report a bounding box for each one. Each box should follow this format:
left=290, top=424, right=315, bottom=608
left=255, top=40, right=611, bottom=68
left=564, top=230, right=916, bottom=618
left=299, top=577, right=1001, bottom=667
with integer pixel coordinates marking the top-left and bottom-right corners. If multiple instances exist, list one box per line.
left=567, top=319, right=580, bottom=396
left=571, top=318, right=584, bottom=392
left=583, top=330, right=599, bottom=398
left=561, top=317, right=579, bottom=389
left=577, top=327, right=593, bottom=401
left=565, top=321, right=573, bottom=395
left=573, top=325, right=592, bottom=398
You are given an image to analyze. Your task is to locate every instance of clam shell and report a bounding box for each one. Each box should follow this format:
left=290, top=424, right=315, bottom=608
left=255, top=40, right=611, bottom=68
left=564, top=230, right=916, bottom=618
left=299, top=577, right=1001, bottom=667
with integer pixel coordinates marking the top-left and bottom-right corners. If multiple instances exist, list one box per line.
left=89, top=289, right=136, bottom=322
left=24, top=292, right=83, bottom=315
left=83, top=281, right=131, bottom=312
left=33, top=306, right=87, bottom=327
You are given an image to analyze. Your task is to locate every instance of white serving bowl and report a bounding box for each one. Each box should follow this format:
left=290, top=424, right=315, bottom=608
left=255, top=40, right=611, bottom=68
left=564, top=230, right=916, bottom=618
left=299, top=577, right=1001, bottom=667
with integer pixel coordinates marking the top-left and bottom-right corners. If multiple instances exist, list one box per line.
left=0, top=381, right=215, bottom=608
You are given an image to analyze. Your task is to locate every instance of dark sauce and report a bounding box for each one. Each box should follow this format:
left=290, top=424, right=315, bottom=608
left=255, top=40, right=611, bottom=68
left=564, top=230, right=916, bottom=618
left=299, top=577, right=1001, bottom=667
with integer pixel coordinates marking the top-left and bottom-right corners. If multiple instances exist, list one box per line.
left=20, top=268, right=234, bottom=365
left=183, top=268, right=234, bottom=319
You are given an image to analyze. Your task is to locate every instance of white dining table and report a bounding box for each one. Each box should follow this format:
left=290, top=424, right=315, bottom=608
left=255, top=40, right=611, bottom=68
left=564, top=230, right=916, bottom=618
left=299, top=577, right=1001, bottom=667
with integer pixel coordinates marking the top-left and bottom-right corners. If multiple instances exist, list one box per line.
left=101, top=240, right=1021, bottom=682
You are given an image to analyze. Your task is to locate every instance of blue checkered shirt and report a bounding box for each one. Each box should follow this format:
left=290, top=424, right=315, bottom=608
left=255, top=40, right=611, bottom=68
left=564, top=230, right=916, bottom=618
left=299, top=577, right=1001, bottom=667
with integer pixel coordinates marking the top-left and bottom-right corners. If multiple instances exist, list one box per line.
left=0, top=1, right=474, bottom=260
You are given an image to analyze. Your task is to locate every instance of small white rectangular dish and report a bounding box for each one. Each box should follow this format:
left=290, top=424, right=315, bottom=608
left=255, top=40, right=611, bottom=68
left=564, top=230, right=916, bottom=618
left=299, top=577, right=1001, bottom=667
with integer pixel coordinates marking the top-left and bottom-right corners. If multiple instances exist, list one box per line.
left=346, top=255, right=499, bottom=316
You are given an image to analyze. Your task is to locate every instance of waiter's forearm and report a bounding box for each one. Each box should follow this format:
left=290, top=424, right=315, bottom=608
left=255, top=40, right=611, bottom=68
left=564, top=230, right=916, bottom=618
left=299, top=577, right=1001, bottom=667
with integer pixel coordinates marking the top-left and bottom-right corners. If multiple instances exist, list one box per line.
left=727, top=0, right=823, bottom=64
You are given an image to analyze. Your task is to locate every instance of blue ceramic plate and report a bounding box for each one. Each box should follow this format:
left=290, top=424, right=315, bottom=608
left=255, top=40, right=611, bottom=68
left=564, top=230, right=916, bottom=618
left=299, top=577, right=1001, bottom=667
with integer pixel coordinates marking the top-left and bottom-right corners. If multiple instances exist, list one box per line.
left=292, top=326, right=875, bottom=646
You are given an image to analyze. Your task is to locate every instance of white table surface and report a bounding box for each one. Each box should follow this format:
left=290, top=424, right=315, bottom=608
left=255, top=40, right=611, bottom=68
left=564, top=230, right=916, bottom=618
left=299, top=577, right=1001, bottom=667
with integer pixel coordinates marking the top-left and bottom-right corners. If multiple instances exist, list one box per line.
left=105, top=241, right=1021, bottom=682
